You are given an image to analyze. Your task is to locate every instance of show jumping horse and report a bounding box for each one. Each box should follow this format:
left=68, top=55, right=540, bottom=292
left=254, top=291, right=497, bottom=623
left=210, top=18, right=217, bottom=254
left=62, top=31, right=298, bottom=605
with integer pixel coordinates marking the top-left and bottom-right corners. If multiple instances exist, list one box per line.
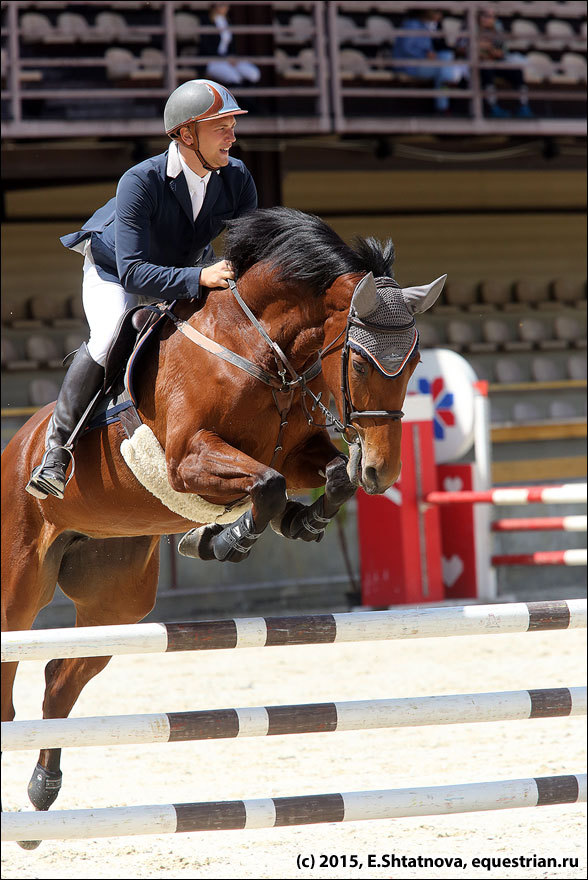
left=1, top=207, right=445, bottom=841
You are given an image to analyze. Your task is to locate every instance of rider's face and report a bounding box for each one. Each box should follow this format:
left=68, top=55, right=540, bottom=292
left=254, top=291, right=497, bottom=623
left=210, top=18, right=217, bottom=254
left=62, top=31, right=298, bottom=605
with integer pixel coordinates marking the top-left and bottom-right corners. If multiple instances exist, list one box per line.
left=195, top=115, right=237, bottom=169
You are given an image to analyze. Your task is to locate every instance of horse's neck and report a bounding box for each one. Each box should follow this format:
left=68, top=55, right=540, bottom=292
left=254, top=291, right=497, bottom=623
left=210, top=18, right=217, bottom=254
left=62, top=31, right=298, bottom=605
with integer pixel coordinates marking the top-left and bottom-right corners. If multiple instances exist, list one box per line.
left=218, top=275, right=328, bottom=372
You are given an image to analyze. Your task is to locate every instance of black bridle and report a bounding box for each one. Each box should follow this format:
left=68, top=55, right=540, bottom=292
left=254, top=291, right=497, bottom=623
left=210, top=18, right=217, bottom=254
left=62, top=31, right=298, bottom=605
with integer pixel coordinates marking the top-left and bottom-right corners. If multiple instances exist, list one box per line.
left=161, top=279, right=414, bottom=447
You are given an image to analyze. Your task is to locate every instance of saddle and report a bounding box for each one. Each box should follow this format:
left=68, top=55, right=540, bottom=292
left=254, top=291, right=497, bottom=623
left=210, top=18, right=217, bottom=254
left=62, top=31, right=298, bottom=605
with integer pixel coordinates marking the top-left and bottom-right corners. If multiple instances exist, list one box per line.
left=86, top=304, right=166, bottom=438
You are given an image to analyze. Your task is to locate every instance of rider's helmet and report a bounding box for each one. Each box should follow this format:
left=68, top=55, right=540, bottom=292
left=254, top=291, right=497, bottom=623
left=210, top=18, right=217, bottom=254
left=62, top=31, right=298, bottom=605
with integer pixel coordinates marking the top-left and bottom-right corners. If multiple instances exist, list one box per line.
left=164, top=79, right=247, bottom=138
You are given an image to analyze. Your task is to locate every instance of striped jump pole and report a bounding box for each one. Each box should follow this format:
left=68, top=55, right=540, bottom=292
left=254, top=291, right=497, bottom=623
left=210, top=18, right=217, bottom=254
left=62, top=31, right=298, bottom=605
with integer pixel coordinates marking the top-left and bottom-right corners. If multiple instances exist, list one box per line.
left=2, top=774, right=585, bottom=842
left=3, top=687, right=585, bottom=752
left=492, top=516, right=587, bottom=532
left=492, top=551, right=587, bottom=567
left=425, top=483, right=587, bottom=506
left=2, top=598, right=586, bottom=663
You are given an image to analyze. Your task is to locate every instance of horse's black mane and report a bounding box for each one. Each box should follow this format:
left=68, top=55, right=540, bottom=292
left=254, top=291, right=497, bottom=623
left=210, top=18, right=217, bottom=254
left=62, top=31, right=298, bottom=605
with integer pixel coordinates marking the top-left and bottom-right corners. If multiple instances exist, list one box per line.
left=224, top=207, right=395, bottom=296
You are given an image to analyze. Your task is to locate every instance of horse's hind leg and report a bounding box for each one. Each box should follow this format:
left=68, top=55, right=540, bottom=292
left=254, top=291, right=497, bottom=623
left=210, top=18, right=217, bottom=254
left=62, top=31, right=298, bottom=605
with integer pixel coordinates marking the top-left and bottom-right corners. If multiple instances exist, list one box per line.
left=27, top=535, right=160, bottom=817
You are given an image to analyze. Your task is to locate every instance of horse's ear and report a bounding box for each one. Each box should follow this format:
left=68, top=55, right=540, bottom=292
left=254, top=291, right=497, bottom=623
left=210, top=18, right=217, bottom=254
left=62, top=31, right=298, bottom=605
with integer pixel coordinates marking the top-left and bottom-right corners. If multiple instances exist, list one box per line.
left=351, top=272, right=381, bottom=317
left=401, top=274, right=447, bottom=314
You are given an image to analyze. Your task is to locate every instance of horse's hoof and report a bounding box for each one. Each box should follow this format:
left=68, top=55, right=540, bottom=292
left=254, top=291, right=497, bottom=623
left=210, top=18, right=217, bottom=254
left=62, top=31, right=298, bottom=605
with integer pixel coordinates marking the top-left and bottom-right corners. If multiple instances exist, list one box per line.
left=17, top=838, right=42, bottom=850
left=27, top=762, right=62, bottom=811
left=178, top=524, right=223, bottom=560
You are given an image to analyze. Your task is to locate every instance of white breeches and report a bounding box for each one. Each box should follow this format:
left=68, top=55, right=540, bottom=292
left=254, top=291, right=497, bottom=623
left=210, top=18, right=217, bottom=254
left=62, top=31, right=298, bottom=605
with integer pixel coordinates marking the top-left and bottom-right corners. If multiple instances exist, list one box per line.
left=82, top=248, right=156, bottom=366
left=206, top=59, right=261, bottom=85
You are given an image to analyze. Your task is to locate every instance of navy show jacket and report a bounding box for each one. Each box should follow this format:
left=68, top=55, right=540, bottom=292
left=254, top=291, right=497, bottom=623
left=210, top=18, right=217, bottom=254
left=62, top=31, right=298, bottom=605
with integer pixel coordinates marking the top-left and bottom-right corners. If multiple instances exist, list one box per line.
left=61, top=144, right=257, bottom=301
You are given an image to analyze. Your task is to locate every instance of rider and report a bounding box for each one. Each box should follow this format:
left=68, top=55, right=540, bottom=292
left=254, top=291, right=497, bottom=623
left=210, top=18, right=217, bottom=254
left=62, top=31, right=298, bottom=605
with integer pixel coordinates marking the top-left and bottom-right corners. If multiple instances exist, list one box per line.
left=26, top=79, right=258, bottom=500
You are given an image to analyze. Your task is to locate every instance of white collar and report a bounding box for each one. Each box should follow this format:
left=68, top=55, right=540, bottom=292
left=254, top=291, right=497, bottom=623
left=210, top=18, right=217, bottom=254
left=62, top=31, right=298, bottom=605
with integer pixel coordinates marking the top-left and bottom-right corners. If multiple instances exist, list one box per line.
left=167, top=140, right=220, bottom=180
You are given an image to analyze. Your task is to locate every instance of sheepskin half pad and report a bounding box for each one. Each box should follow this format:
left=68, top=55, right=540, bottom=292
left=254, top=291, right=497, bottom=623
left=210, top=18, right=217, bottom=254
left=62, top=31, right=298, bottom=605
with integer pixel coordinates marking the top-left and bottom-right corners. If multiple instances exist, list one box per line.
left=120, top=424, right=251, bottom=525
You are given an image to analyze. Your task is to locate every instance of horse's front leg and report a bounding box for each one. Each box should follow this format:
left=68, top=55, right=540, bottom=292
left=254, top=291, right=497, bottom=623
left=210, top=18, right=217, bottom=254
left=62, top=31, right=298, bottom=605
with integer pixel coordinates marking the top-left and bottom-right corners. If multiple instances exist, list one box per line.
left=273, top=453, right=357, bottom=543
left=172, top=431, right=287, bottom=563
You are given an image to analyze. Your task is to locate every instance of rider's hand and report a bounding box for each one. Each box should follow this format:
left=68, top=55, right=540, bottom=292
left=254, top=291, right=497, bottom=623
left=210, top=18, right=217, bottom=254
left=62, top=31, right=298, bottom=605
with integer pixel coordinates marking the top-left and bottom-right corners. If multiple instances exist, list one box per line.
left=200, top=260, right=234, bottom=290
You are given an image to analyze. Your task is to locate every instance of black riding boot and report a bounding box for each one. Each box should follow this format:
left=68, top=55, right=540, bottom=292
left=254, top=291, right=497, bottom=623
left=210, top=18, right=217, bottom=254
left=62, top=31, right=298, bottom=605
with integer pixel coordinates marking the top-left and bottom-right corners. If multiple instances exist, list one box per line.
left=25, top=343, right=105, bottom=500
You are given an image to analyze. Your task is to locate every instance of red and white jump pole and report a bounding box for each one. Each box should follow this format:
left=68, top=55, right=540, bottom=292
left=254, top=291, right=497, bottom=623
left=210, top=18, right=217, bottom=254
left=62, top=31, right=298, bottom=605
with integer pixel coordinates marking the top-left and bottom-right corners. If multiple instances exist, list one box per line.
left=426, top=484, right=587, bottom=506
left=492, top=516, right=587, bottom=533
left=491, top=550, right=587, bottom=567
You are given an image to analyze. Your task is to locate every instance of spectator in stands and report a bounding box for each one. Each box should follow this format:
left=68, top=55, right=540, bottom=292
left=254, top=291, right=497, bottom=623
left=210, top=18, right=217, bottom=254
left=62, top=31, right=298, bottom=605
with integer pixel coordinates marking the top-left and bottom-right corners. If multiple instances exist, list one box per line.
left=475, top=6, right=534, bottom=118
left=392, top=8, right=467, bottom=114
left=26, top=79, right=257, bottom=501
left=200, top=3, right=261, bottom=87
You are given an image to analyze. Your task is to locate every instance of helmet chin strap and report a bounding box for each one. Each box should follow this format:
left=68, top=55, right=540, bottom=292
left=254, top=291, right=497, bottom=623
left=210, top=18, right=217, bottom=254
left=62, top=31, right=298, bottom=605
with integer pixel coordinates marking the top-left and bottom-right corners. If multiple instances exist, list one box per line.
left=180, top=122, right=221, bottom=172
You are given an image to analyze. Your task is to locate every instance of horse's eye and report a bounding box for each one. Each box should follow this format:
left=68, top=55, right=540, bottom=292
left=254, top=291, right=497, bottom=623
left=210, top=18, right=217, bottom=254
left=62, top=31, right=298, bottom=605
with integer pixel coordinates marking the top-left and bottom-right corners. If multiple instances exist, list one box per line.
left=352, top=359, right=367, bottom=376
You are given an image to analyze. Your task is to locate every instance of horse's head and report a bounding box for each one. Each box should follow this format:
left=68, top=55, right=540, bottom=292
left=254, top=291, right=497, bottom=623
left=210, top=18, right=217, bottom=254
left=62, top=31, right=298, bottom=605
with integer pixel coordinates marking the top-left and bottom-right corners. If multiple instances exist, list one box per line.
left=325, top=271, right=446, bottom=494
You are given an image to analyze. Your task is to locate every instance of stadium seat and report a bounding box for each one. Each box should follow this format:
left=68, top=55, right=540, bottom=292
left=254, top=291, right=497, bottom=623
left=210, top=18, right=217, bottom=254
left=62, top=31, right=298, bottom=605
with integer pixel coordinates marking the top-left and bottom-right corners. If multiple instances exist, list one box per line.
left=137, top=48, right=165, bottom=82
left=494, top=356, right=527, bottom=384
left=518, top=317, right=552, bottom=345
left=336, top=15, right=365, bottom=45
left=28, top=378, right=60, bottom=407
left=524, top=52, right=554, bottom=84
left=542, top=19, right=576, bottom=51
left=1, top=337, right=19, bottom=369
left=28, top=295, right=69, bottom=324
left=479, top=280, right=513, bottom=309
left=25, top=334, right=62, bottom=368
left=1, top=334, right=37, bottom=371
left=51, top=12, right=91, bottom=43
left=417, top=321, right=444, bottom=348
left=20, top=12, right=53, bottom=43
left=509, top=19, right=540, bottom=51
left=558, top=52, right=588, bottom=83
left=174, top=12, right=201, bottom=42
left=105, top=47, right=138, bottom=81
left=513, top=278, right=549, bottom=306
left=444, top=279, right=478, bottom=309
left=277, top=48, right=315, bottom=81
left=276, top=14, right=314, bottom=45
left=95, top=11, right=148, bottom=44
left=339, top=48, right=369, bottom=79
left=567, top=353, right=587, bottom=380
left=549, top=399, right=580, bottom=420
left=551, top=277, right=585, bottom=306
left=446, top=319, right=480, bottom=351
left=531, top=355, right=565, bottom=382
left=554, top=315, right=586, bottom=345
left=513, top=401, right=543, bottom=422
left=364, top=15, right=396, bottom=45
left=481, top=318, right=515, bottom=347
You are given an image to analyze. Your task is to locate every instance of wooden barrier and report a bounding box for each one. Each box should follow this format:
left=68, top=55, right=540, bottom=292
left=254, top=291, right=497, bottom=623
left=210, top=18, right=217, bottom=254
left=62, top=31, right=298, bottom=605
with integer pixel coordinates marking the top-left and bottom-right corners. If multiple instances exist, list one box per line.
left=3, top=599, right=586, bottom=663
left=492, top=516, right=587, bottom=532
left=3, top=687, right=585, bottom=751
left=425, top=483, right=587, bottom=506
left=491, top=550, right=587, bottom=567
left=2, top=775, right=585, bottom=841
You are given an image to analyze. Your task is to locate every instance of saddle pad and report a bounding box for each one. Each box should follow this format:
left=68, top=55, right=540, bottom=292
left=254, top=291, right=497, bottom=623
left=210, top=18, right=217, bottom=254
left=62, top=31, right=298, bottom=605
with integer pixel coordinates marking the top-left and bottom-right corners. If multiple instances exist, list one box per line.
left=120, top=424, right=251, bottom=526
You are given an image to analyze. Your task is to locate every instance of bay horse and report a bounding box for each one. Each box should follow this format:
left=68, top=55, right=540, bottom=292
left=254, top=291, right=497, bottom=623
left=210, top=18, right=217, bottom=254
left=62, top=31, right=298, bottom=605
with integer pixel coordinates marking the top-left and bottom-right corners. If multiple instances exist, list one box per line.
left=1, top=207, right=445, bottom=837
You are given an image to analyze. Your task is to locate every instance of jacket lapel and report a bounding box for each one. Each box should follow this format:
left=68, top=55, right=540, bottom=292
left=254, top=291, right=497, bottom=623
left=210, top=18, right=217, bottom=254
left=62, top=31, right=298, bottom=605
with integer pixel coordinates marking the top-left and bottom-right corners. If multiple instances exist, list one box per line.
left=168, top=176, right=194, bottom=224
left=197, top=171, right=222, bottom=225
left=166, top=143, right=194, bottom=223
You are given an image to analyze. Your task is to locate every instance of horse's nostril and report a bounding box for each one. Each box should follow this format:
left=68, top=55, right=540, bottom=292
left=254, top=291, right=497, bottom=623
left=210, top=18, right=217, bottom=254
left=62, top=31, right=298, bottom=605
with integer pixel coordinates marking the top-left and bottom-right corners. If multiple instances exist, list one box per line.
left=364, top=466, right=378, bottom=486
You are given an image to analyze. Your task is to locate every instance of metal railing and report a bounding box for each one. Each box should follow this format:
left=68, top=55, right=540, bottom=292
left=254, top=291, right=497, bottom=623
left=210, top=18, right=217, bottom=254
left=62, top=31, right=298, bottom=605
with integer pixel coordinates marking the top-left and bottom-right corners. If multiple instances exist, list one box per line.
left=1, top=1, right=586, bottom=138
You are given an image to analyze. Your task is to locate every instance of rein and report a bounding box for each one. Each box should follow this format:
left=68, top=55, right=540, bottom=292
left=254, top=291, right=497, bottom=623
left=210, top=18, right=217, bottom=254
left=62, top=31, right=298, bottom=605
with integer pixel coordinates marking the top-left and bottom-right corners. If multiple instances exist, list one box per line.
left=160, top=277, right=412, bottom=459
